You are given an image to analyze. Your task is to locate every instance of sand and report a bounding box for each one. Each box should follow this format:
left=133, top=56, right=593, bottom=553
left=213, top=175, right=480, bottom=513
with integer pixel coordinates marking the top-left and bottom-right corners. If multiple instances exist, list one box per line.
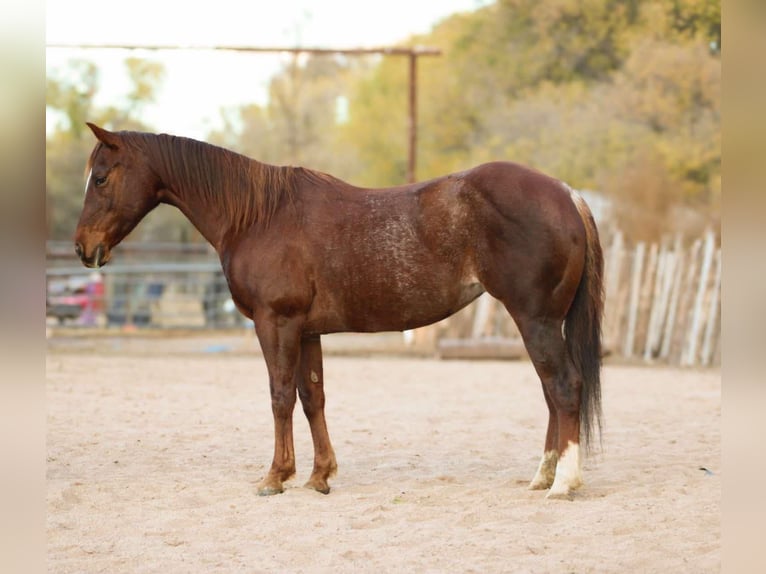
left=46, top=338, right=720, bottom=573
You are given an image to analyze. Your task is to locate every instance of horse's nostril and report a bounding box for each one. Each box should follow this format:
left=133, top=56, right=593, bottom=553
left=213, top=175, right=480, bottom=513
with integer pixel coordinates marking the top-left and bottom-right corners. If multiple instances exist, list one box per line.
left=74, top=243, right=84, bottom=258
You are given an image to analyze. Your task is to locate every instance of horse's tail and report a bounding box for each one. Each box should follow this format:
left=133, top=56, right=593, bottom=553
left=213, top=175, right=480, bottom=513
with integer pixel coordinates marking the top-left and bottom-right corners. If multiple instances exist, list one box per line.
left=565, top=192, right=605, bottom=453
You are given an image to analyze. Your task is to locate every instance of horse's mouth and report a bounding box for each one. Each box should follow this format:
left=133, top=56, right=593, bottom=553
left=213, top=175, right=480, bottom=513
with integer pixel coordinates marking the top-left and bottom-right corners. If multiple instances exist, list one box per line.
left=77, top=243, right=110, bottom=268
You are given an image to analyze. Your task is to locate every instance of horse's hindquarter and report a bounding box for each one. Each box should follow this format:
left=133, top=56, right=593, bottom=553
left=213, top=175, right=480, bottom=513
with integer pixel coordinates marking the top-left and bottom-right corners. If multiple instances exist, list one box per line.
left=302, top=178, right=484, bottom=333
left=463, top=162, right=588, bottom=319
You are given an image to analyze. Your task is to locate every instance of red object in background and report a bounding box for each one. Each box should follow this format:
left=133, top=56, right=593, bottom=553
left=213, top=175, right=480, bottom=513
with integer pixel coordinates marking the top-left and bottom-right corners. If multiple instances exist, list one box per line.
left=85, top=273, right=104, bottom=312
left=80, top=273, right=104, bottom=325
left=47, top=273, right=104, bottom=324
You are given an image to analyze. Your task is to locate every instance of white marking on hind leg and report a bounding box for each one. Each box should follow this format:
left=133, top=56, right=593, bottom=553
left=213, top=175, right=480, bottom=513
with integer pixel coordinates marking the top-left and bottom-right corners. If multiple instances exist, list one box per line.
left=529, top=450, right=559, bottom=490
left=546, top=441, right=583, bottom=499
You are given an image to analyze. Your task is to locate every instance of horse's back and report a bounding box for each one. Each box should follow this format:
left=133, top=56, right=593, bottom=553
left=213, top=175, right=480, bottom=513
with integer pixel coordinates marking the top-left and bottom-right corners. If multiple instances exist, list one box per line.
left=462, top=161, right=575, bottom=208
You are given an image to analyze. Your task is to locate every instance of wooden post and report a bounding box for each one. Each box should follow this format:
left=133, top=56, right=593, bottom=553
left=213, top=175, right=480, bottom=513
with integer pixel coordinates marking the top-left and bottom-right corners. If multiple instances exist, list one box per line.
left=411, top=324, right=438, bottom=352
left=683, top=230, right=715, bottom=366
left=603, top=230, right=625, bottom=351
left=471, top=293, right=495, bottom=339
left=644, top=243, right=671, bottom=361
left=623, top=242, right=645, bottom=358
left=407, top=52, right=418, bottom=183
left=637, top=242, right=659, bottom=358
left=661, top=235, right=687, bottom=360
left=656, top=250, right=677, bottom=354
left=669, top=238, right=702, bottom=363
left=700, top=247, right=722, bottom=366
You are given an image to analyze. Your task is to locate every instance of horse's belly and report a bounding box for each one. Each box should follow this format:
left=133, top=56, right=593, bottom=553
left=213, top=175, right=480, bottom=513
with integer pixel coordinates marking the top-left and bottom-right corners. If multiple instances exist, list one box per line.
left=307, top=276, right=485, bottom=334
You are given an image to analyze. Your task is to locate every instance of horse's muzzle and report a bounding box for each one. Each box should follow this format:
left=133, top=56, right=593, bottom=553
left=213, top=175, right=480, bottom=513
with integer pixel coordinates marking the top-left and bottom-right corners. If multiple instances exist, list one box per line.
left=75, top=242, right=107, bottom=269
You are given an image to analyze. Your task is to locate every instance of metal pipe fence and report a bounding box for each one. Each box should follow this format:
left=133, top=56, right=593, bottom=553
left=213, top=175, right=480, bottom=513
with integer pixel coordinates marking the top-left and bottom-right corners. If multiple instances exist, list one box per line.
left=46, top=251, right=247, bottom=330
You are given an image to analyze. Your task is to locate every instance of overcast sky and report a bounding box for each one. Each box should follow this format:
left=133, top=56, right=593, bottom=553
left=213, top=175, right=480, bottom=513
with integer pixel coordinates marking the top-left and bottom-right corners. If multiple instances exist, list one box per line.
left=46, top=0, right=488, bottom=137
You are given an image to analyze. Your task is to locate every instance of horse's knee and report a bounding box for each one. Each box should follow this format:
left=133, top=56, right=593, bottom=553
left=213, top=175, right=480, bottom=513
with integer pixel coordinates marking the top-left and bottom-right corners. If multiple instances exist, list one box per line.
left=270, top=387, right=296, bottom=418
left=298, top=382, right=325, bottom=417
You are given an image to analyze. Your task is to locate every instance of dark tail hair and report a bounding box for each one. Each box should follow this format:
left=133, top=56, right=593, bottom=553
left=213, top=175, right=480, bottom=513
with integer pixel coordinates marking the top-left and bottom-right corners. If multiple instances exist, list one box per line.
left=564, top=196, right=604, bottom=453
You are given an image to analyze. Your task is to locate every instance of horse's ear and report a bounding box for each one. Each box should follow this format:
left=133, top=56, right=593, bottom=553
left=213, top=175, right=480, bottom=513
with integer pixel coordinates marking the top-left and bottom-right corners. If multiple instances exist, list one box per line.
left=86, top=122, right=119, bottom=149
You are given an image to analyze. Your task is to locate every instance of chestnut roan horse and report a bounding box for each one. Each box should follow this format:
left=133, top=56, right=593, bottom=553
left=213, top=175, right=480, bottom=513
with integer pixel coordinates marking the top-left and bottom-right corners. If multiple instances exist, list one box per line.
left=75, top=123, right=603, bottom=499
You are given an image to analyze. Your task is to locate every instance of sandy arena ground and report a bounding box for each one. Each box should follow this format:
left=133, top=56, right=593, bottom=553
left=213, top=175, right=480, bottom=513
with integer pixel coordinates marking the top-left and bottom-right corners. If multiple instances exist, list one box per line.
left=47, top=335, right=720, bottom=573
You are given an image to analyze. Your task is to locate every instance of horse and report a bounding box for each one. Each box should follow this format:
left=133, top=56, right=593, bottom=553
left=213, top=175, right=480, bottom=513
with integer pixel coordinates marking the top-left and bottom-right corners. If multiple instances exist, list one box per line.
left=74, top=123, right=603, bottom=499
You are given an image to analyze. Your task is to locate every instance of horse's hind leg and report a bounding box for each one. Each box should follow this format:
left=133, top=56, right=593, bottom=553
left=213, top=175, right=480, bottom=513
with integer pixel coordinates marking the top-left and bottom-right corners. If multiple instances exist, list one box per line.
left=517, top=317, right=584, bottom=499
left=296, top=335, right=338, bottom=494
left=528, top=384, right=559, bottom=490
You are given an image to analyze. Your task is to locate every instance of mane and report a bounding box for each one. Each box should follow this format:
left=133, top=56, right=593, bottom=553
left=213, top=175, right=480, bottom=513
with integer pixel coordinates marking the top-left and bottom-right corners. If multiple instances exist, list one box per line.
left=116, top=131, right=298, bottom=232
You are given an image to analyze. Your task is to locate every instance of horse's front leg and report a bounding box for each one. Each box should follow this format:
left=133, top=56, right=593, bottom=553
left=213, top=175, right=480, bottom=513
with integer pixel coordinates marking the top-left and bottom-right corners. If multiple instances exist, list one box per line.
left=253, top=311, right=303, bottom=496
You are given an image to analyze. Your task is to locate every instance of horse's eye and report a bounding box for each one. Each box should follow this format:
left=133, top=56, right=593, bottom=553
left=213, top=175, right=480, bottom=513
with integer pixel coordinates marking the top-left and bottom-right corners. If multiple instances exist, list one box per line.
left=94, top=176, right=108, bottom=187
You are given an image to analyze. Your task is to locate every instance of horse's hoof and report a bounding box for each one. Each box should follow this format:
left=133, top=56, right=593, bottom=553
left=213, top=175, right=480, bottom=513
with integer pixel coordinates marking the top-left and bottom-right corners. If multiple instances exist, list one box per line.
left=304, top=479, right=331, bottom=495
left=545, top=487, right=574, bottom=500
left=528, top=478, right=553, bottom=490
left=257, top=484, right=284, bottom=496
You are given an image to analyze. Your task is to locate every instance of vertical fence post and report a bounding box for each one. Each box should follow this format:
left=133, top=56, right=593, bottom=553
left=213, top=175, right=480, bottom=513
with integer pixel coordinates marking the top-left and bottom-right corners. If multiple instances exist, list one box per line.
left=637, top=242, right=659, bottom=358
left=659, top=241, right=681, bottom=360
left=683, top=230, right=716, bottom=366
left=603, top=230, right=625, bottom=354
left=644, top=241, right=672, bottom=361
left=700, top=247, right=722, bottom=367
left=623, top=242, right=645, bottom=358
left=471, top=293, right=495, bottom=339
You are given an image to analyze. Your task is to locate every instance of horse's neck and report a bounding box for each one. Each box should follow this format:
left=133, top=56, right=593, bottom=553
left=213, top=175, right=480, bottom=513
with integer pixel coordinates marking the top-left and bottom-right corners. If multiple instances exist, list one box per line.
left=157, top=157, right=233, bottom=253
left=153, top=137, right=291, bottom=253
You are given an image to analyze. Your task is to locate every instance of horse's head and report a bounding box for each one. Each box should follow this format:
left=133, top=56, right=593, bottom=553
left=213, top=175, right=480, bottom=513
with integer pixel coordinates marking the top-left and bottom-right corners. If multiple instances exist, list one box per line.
left=74, top=123, right=161, bottom=268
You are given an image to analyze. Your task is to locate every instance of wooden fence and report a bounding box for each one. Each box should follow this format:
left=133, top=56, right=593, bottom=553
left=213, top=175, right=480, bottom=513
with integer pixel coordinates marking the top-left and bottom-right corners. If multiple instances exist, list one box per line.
left=422, top=229, right=721, bottom=368
left=602, top=229, right=721, bottom=367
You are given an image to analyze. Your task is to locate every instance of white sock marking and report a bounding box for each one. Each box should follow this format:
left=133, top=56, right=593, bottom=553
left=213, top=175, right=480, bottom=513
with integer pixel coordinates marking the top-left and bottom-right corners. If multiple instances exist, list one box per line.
left=547, top=441, right=583, bottom=497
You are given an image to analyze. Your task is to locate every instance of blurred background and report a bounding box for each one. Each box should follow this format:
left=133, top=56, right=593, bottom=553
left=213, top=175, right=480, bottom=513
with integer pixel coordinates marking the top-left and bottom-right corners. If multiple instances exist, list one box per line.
left=45, top=0, right=720, bottom=367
